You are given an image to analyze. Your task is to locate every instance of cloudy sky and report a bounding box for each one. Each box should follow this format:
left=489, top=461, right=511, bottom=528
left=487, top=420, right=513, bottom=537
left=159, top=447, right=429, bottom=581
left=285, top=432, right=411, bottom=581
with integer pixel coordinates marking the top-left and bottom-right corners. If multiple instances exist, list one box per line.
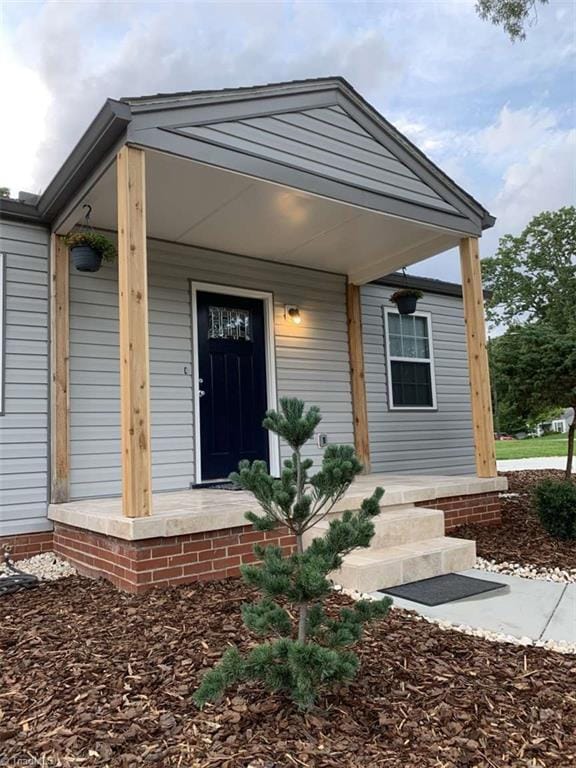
left=1, top=0, right=575, bottom=279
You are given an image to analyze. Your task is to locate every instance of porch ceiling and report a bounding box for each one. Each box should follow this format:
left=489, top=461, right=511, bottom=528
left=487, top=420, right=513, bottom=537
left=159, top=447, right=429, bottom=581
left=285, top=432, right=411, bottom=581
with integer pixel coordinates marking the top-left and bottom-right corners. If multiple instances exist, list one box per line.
left=78, top=148, right=463, bottom=284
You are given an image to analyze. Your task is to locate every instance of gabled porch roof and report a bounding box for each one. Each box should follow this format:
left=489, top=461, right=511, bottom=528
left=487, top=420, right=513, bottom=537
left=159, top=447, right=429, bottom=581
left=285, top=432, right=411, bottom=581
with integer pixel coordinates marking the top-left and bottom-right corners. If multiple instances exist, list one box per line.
left=45, top=77, right=498, bottom=521
left=44, top=77, right=494, bottom=285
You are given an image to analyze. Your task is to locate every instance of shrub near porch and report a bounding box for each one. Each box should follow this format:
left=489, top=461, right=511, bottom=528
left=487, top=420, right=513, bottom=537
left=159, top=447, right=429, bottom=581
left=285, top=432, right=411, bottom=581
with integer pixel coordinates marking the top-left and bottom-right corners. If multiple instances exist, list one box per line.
left=454, top=471, right=576, bottom=574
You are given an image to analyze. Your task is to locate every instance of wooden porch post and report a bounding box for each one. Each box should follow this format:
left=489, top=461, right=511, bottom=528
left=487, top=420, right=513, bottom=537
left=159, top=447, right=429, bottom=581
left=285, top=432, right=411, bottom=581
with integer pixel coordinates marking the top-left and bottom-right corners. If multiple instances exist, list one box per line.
left=346, top=281, right=371, bottom=472
left=117, top=145, right=153, bottom=517
left=459, top=237, right=497, bottom=478
left=50, top=234, right=70, bottom=503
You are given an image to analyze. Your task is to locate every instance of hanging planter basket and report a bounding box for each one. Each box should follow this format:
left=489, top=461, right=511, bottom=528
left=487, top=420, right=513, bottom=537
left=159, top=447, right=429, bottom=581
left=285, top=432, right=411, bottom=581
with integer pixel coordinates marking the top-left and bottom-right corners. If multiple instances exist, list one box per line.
left=70, top=245, right=102, bottom=272
left=64, top=230, right=117, bottom=273
left=390, top=288, right=423, bottom=315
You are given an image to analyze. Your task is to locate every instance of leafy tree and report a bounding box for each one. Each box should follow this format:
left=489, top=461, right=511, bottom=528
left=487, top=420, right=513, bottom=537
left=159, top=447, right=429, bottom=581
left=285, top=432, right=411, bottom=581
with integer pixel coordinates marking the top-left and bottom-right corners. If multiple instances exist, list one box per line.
left=484, top=208, right=576, bottom=476
left=0, top=188, right=10, bottom=199
left=194, top=398, right=391, bottom=710
left=476, top=0, right=548, bottom=40
left=491, top=324, right=576, bottom=477
left=491, top=391, right=530, bottom=435
left=482, top=207, right=576, bottom=332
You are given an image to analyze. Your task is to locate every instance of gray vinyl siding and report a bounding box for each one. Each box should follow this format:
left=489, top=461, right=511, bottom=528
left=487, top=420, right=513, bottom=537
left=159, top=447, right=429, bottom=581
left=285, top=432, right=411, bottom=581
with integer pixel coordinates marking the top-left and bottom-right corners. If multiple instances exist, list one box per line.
left=177, top=105, right=459, bottom=216
left=68, top=240, right=353, bottom=500
left=361, top=283, right=476, bottom=475
left=0, top=220, right=50, bottom=534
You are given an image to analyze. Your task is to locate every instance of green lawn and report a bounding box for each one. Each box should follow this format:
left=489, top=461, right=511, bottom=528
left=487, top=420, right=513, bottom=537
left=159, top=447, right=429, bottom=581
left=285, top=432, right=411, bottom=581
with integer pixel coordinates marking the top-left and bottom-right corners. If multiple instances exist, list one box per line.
left=495, top=432, right=569, bottom=460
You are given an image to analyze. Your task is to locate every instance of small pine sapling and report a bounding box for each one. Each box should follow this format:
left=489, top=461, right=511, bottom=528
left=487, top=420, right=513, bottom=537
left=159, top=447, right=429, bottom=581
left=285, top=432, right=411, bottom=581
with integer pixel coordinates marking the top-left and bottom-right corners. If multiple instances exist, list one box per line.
left=194, top=398, right=391, bottom=710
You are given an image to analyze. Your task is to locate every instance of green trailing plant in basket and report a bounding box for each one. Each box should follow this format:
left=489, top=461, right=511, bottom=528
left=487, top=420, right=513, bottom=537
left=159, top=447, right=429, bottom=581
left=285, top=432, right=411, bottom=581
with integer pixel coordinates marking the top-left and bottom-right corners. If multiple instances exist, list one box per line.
left=193, top=397, right=391, bottom=711
left=390, top=288, right=424, bottom=302
left=64, top=231, right=117, bottom=262
left=390, top=288, right=423, bottom=315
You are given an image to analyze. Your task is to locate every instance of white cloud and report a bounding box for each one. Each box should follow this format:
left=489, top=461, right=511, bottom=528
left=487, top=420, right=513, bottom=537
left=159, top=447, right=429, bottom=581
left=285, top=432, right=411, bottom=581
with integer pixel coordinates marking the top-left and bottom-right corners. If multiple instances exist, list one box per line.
left=472, top=104, right=576, bottom=239
left=8, top=1, right=404, bottom=191
left=2, top=0, right=575, bottom=285
left=479, top=104, right=559, bottom=160
left=0, top=33, right=51, bottom=194
left=403, top=103, right=576, bottom=280
left=395, top=102, right=575, bottom=226
left=493, top=127, right=576, bottom=232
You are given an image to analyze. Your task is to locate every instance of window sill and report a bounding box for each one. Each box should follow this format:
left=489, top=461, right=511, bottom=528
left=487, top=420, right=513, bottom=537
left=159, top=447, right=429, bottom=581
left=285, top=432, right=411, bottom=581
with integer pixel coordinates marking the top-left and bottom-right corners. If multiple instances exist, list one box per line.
left=388, top=406, right=438, bottom=412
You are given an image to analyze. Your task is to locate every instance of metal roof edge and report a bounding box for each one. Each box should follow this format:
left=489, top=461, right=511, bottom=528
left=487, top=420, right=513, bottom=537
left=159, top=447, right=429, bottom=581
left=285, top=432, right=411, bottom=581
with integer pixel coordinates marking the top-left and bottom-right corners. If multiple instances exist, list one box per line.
left=0, top=197, right=48, bottom=226
left=482, top=213, right=497, bottom=229
left=121, top=76, right=346, bottom=110
left=37, top=99, right=132, bottom=223
left=374, top=272, right=464, bottom=297
left=374, top=271, right=492, bottom=299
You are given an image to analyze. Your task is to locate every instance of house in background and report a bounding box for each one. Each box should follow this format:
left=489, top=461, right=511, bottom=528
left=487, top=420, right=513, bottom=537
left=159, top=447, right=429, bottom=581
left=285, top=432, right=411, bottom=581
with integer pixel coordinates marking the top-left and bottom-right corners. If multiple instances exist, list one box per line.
left=0, top=77, right=506, bottom=593
left=532, top=408, right=575, bottom=437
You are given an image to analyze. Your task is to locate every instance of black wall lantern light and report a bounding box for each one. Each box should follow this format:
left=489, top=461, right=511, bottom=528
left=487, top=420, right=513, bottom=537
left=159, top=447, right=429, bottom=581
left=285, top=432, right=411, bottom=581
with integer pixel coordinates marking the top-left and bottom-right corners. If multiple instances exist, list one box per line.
left=285, top=305, right=302, bottom=325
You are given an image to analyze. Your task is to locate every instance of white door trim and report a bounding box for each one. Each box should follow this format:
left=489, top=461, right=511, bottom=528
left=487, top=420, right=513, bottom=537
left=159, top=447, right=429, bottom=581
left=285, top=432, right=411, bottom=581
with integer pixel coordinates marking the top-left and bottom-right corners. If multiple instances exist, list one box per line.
left=190, top=280, right=281, bottom=483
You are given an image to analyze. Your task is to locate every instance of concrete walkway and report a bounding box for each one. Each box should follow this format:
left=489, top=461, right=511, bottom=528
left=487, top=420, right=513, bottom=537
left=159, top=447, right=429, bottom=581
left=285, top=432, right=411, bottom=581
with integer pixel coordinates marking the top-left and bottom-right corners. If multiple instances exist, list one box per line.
left=497, top=457, right=572, bottom=472
left=371, top=569, right=576, bottom=645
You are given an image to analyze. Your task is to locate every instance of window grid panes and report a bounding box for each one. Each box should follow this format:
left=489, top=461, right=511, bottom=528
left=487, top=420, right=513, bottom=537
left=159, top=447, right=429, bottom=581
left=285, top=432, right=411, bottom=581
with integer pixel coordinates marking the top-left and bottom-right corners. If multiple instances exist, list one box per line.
left=208, top=306, right=252, bottom=341
left=385, top=310, right=435, bottom=408
left=391, top=361, right=433, bottom=408
left=387, top=313, right=429, bottom=359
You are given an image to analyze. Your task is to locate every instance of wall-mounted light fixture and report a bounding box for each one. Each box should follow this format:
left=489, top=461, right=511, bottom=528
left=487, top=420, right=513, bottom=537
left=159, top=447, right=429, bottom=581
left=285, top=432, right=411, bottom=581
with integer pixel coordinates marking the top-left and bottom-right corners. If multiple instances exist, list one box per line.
left=284, top=305, right=301, bottom=325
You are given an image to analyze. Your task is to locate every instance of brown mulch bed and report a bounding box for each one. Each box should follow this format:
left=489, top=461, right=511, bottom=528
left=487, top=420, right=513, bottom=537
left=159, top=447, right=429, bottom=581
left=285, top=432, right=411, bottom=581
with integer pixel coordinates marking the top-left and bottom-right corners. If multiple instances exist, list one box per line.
left=1, top=576, right=575, bottom=767
left=453, top=471, right=576, bottom=571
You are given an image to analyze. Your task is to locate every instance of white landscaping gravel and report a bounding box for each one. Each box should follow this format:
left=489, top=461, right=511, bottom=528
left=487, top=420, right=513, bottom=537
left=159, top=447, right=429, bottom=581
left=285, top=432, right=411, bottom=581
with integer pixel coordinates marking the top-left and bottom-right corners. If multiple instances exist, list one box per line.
left=403, top=612, right=576, bottom=656
left=475, top=556, right=576, bottom=584
left=0, top=552, right=76, bottom=582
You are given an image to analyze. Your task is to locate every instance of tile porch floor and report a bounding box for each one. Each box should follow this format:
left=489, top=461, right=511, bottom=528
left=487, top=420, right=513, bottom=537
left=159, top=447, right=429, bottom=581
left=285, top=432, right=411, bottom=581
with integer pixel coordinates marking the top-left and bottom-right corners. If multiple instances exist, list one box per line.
left=48, top=473, right=507, bottom=542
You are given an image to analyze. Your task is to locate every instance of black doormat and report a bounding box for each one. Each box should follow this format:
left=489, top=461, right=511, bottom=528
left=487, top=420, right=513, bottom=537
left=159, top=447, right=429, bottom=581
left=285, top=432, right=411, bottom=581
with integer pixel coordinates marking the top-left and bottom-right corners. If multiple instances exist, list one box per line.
left=379, top=573, right=507, bottom=606
left=190, top=481, right=243, bottom=491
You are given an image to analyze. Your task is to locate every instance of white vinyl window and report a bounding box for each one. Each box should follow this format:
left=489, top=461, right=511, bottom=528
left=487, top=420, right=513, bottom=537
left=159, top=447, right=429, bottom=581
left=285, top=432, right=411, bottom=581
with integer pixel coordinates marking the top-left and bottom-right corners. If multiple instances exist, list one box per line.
left=383, top=309, right=437, bottom=410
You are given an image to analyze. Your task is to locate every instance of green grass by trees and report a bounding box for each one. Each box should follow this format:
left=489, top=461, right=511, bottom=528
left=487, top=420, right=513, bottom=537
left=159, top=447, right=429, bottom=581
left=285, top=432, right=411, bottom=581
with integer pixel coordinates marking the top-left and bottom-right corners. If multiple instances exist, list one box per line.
left=495, top=432, right=568, bottom=460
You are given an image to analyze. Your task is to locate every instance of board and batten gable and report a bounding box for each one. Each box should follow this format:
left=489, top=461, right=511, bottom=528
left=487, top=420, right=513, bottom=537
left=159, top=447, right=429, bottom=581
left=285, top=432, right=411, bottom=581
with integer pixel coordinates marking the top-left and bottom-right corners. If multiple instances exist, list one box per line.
left=68, top=239, right=354, bottom=500
left=0, top=219, right=51, bottom=535
left=176, top=105, right=460, bottom=218
left=361, top=282, right=476, bottom=475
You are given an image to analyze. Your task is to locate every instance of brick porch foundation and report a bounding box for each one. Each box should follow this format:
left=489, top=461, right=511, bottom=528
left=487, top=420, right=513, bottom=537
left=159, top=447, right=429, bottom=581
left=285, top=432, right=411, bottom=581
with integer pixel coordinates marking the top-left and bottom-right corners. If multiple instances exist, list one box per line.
left=0, top=531, right=54, bottom=560
left=417, top=491, right=501, bottom=531
left=53, top=522, right=296, bottom=594
left=3, top=489, right=501, bottom=593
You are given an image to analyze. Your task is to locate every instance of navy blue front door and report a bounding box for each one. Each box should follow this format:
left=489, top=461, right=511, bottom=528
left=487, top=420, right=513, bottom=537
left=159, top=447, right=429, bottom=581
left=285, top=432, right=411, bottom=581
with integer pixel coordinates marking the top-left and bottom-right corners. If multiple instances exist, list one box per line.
left=197, top=291, right=270, bottom=480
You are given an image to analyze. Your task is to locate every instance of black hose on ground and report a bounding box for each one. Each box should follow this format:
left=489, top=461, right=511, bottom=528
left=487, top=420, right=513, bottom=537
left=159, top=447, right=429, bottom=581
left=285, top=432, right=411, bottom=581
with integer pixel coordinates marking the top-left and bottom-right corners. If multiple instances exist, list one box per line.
left=0, top=552, right=40, bottom=596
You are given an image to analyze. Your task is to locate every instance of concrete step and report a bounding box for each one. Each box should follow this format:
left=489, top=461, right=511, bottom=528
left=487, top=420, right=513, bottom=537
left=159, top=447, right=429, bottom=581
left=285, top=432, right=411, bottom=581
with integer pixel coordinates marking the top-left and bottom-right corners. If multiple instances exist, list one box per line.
left=333, top=536, right=477, bottom=594
left=303, top=505, right=445, bottom=549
